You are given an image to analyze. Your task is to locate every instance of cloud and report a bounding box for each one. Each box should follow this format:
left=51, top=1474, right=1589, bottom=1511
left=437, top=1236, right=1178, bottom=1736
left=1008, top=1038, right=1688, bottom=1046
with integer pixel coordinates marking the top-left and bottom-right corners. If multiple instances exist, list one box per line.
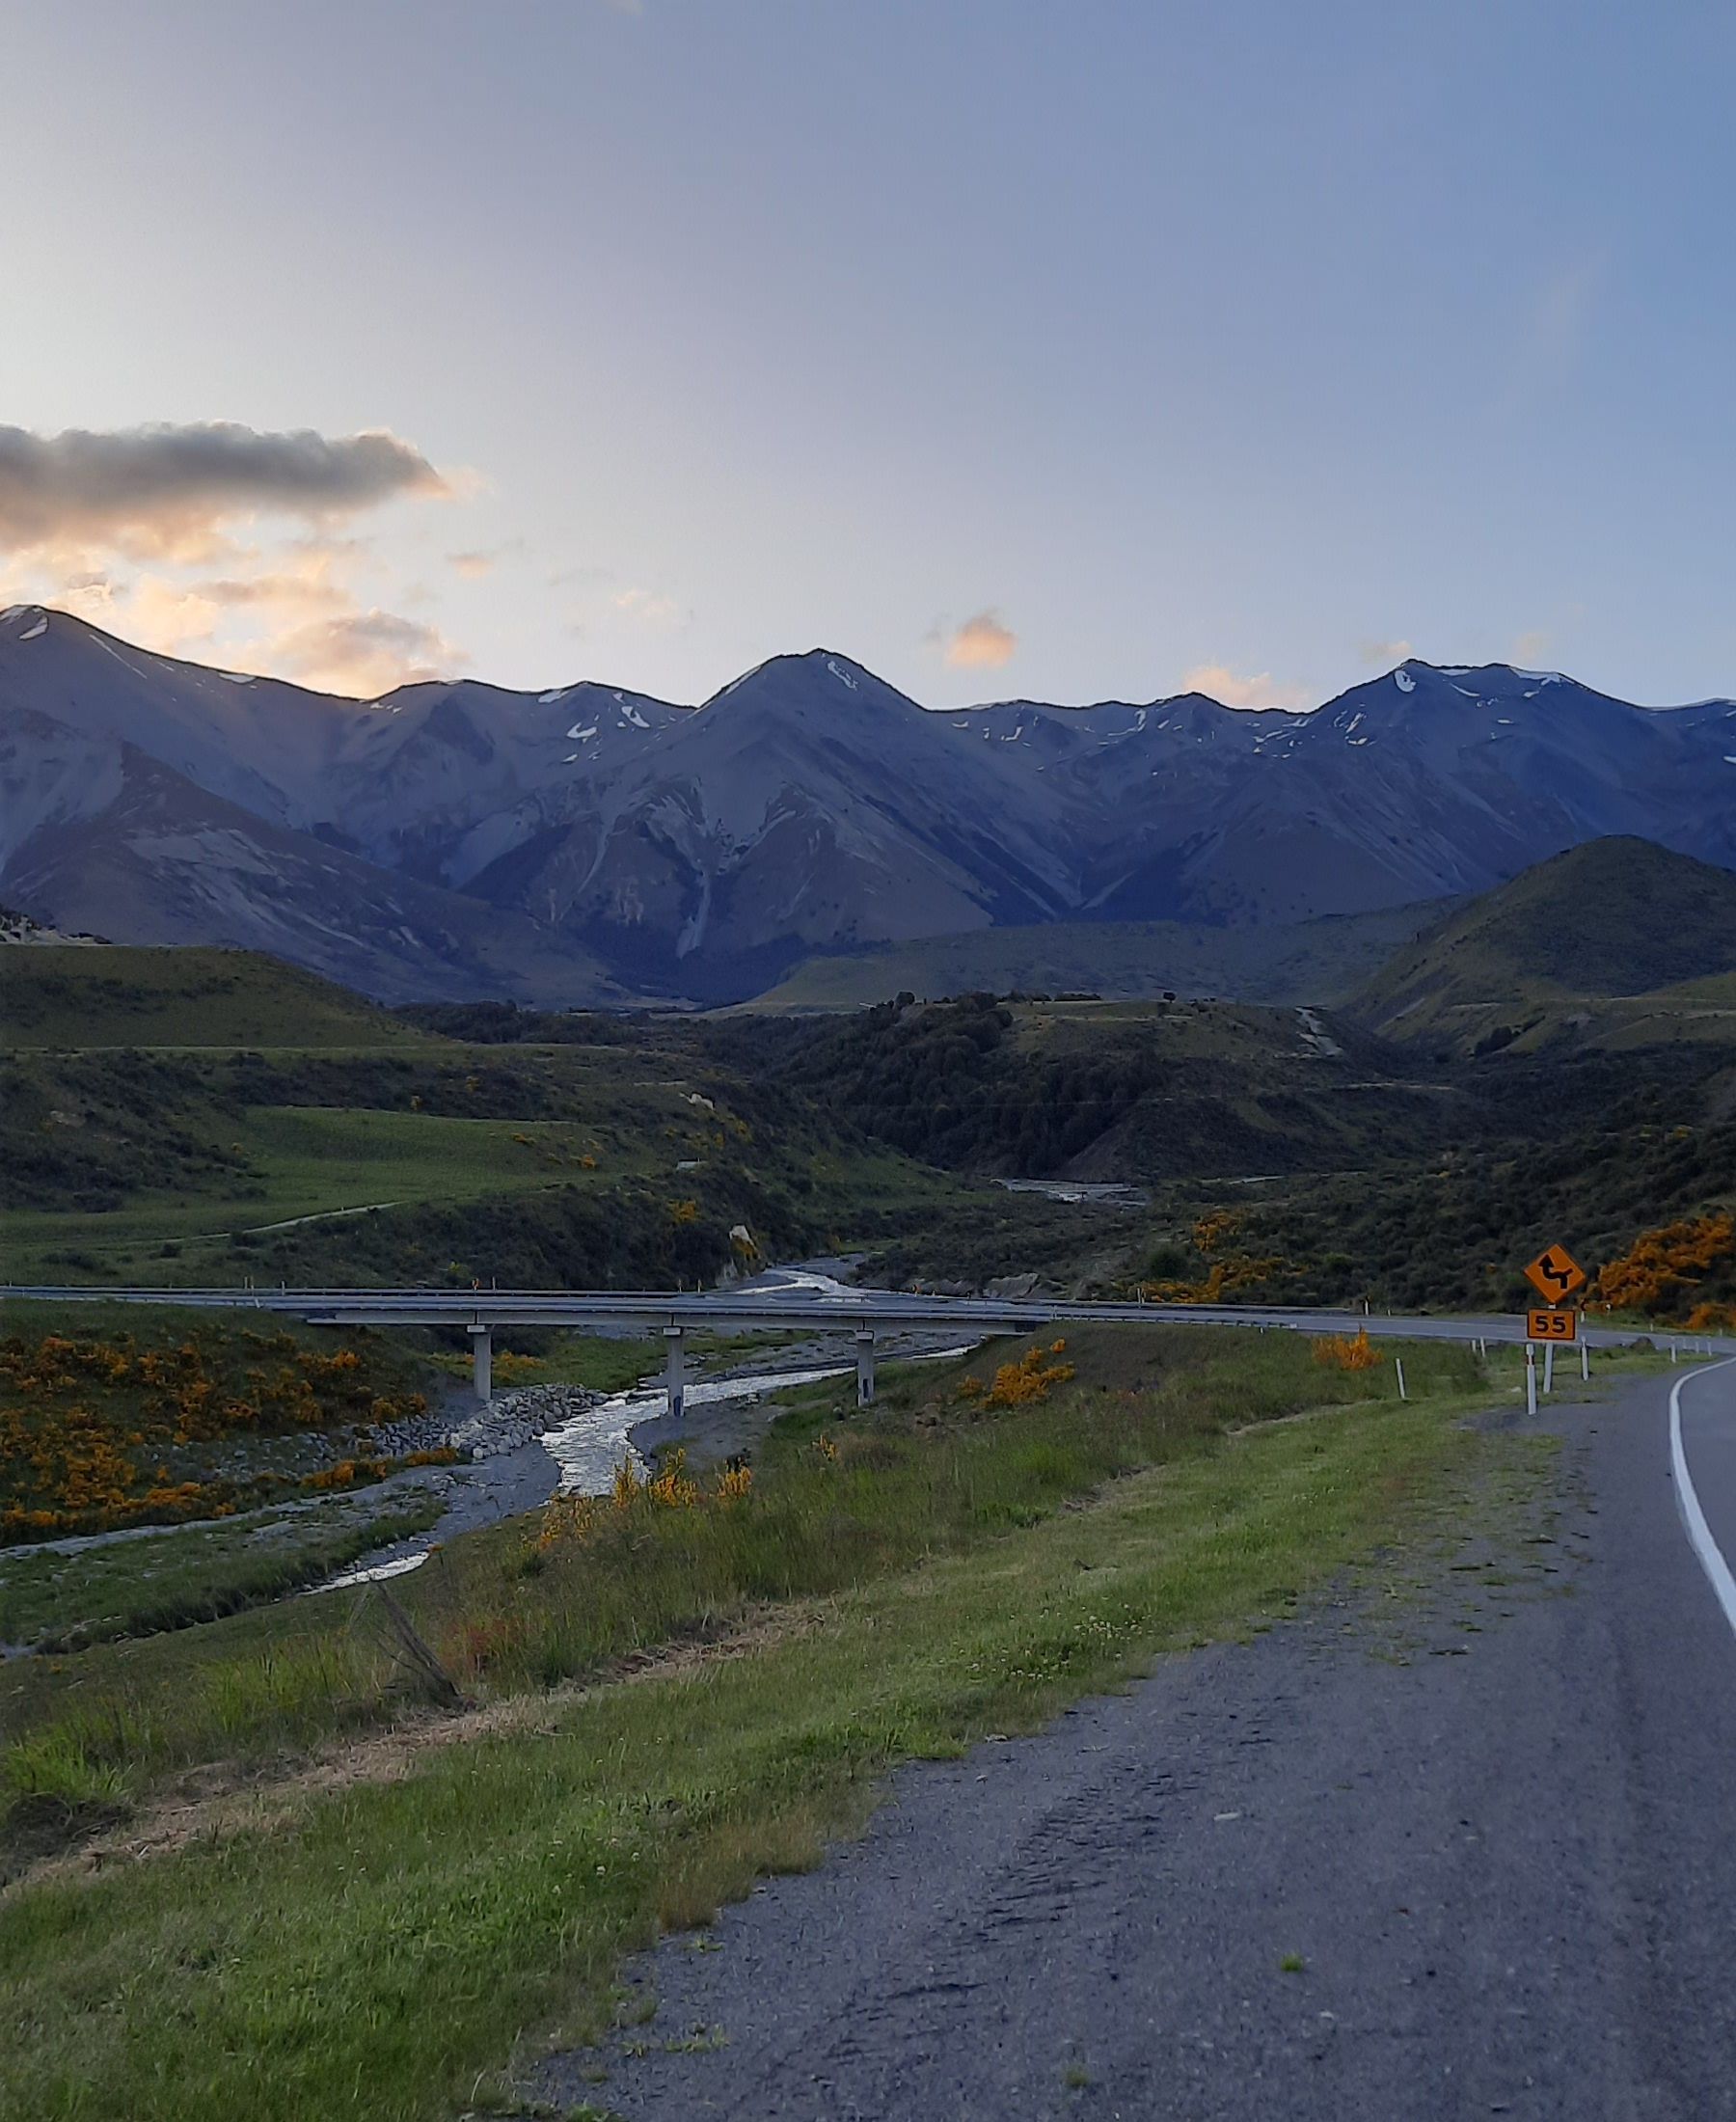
left=448, top=538, right=528, bottom=580
left=0, top=422, right=448, bottom=563
left=941, top=610, right=1017, bottom=669
left=610, top=586, right=684, bottom=627
left=1357, top=637, right=1415, bottom=667
left=1179, top=662, right=1301, bottom=709
left=265, top=611, right=465, bottom=695
left=0, top=531, right=465, bottom=696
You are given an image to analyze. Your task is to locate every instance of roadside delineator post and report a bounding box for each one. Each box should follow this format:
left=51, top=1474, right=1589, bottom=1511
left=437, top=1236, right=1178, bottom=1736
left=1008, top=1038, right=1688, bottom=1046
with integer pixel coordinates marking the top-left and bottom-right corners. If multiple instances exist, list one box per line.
left=1581, top=1341, right=1590, bottom=1382
left=1526, top=1342, right=1538, bottom=1417
left=665, top=1324, right=686, bottom=1423
left=1395, top=1357, right=1407, bottom=1401
left=854, top=1328, right=876, bottom=1408
left=1543, top=1343, right=1555, bottom=1396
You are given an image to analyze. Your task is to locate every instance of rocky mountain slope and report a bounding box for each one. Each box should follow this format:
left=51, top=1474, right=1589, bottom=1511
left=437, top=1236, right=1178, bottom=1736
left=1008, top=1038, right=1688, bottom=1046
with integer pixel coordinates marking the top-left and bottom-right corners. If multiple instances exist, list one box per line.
left=3, top=603, right=1732, bottom=1004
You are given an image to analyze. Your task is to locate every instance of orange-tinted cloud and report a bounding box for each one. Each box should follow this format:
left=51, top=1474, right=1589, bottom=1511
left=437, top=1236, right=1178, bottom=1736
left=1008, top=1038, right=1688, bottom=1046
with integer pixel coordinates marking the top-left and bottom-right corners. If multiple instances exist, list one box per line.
left=1179, top=662, right=1301, bottom=708
left=942, top=610, right=1017, bottom=668
left=0, top=534, right=465, bottom=696
left=264, top=610, right=464, bottom=695
left=1357, top=637, right=1415, bottom=667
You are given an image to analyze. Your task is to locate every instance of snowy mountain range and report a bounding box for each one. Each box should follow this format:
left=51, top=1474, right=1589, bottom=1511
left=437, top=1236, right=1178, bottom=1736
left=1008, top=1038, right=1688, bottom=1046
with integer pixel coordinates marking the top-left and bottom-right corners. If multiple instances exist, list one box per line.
left=3, top=601, right=1734, bottom=1005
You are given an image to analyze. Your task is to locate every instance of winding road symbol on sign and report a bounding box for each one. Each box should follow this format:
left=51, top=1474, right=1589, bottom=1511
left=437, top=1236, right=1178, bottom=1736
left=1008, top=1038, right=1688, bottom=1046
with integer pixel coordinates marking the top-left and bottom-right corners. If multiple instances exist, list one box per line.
left=1525, top=1243, right=1587, bottom=1304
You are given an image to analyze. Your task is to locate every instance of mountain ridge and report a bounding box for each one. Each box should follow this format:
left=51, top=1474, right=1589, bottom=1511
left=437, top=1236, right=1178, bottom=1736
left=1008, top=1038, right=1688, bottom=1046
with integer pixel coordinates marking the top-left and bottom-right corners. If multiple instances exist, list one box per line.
left=3, top=602, right=1733, bottom=1005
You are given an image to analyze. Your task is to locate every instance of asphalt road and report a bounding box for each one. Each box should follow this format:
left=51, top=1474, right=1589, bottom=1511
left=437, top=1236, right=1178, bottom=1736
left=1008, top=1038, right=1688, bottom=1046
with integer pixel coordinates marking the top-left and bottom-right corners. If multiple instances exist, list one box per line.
left=536, top=1360, right=1736, bottom=2122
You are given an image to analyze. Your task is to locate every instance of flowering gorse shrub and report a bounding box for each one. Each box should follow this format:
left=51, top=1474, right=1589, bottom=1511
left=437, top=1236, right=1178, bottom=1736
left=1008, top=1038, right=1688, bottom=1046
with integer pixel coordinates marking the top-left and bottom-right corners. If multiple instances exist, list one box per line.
left=1312, top=1328, right=1381, bottom=1372
left=957, top=1340, right=1075, bottom=1409
left=1595, top=1214, right=1734, bottom=1319
left=0, top=1325, right=427, bottom=1540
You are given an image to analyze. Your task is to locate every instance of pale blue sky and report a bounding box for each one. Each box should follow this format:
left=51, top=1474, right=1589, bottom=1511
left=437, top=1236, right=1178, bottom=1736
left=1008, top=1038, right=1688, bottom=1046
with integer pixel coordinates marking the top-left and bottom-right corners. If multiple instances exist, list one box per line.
left=2, top=0, right=1730, bottom=706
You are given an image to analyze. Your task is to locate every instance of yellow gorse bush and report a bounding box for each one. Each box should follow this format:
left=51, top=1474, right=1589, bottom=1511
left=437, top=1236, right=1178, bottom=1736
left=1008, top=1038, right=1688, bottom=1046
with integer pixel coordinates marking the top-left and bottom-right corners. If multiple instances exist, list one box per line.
left=1595, top=1213, right=1734, bottom=1319
left=0, top=1328, right=427, bottom=1540
left=957, top=1339, right=1076, bottom=1409
left=1312, top=1328, right=1381, bottom=1371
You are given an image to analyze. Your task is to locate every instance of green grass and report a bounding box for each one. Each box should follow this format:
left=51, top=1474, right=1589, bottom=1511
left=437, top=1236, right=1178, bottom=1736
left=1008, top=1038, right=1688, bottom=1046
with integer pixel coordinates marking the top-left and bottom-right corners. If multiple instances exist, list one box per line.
left=0, top=1489, right=447, bottom=1652
left=0, top=1334, right=1508, bottom=2122
left=0, top=1106, right=619, bottom=1268
left=0, top=946, right=423, bottom=1051
left=1, top=1326, right=1480, bottom=1788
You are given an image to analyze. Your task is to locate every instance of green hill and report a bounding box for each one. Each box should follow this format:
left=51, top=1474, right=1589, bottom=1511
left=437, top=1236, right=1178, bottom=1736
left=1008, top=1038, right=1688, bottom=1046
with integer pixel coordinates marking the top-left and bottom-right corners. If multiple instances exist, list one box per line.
left=1349, top=838, right=1736, bottom=1054
left=0, top=945, right=1112, bottom=1294
left=0, top=945, right=420, bottom=1051
left=740, top=905, right=1444, bottom=1013
left=776, top=989, right=1449, bottom=1183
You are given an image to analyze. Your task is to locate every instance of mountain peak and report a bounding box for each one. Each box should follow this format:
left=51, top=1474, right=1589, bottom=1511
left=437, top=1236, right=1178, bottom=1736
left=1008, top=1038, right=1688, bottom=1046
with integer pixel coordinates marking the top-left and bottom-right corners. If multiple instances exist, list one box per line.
left=699, top=648, right=909, bottom=715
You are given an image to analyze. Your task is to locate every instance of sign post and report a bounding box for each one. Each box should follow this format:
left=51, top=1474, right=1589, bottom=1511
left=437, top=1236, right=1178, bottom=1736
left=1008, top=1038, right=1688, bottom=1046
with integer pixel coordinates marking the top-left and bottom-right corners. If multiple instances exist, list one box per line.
left=1523, top=1244, right=1587, bottom=1407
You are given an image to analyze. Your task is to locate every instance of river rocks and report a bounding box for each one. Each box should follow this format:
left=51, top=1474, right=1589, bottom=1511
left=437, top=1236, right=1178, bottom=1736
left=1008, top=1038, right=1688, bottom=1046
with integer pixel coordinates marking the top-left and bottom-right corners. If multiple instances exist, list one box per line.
left=446, top=1383, right=605, bottom=1460
left=367, top=1408, right=459, bottom=1459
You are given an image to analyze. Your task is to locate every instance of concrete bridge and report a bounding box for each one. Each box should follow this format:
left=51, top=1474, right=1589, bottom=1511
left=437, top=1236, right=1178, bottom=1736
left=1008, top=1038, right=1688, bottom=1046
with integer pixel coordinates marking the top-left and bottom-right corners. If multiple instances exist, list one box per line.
left=9, top=1276, right=1727, bottom=1420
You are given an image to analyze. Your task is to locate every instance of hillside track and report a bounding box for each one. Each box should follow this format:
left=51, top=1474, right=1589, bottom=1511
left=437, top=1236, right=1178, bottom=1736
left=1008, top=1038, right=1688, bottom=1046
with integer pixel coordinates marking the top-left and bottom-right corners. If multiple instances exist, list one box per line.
left=536, top=1368, right=1736, bottom=2121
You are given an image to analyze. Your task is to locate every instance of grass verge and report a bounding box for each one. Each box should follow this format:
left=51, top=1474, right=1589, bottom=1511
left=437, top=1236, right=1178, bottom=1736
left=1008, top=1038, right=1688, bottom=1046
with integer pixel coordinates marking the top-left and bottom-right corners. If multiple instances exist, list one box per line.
left=0, top=1325, right=1517, bottom=2122
left=0, top=1489, right=448, bottom=1653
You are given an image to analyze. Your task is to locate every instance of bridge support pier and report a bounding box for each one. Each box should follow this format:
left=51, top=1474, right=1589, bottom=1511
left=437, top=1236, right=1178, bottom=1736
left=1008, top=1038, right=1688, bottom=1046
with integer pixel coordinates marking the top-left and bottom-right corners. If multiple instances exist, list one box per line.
left=665, top=1325, right=686, bottom=1424
left=469, top=1326, right=493, bottom=1404
left=855, top=1328, right=876, bottom=1408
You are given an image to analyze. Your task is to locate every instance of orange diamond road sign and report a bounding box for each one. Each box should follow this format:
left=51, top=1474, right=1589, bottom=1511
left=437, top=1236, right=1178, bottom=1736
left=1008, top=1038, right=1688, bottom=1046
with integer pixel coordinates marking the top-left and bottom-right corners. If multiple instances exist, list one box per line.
left=1528, top=1308, right=1579, bottom=1343
left=1525, top=1243, right=1587, bottom=1304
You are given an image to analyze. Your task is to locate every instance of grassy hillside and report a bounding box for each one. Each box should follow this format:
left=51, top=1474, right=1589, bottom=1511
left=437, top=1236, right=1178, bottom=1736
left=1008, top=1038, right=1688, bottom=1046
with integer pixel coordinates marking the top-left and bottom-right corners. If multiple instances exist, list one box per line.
left=0, top=947, right=1122, bottom=1292
left=1133, top=1050, right=1736, bottom=1315
left=1352, top=837, right=1736, bottom=1054
left=0, top=945, right=420, bottom=1050
left=744, top=903, right=1443, bottom=1012
left=776, top=989, right=1450, bottom=1182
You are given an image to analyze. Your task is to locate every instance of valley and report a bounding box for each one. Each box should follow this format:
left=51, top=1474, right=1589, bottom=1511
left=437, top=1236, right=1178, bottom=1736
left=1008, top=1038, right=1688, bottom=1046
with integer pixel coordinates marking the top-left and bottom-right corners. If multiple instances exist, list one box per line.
left=7, top=639, right=1736, bottom=2122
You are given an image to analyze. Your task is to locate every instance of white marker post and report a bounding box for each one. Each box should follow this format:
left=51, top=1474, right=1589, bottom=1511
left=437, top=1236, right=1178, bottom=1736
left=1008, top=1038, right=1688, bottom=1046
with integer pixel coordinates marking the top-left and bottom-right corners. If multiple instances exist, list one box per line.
left=1395, top=1357, right=1407, bottom=1401
left=1543, top=1343, right=1556, bottom=1395
left=1581, top=1340, right=1590, bottom=1382
left=1526, top=1342, right=1538, bottom=1417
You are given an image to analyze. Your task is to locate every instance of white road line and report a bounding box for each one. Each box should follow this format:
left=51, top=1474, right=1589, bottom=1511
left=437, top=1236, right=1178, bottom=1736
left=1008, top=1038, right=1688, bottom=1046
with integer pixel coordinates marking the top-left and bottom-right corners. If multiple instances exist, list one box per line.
left=1669, top=1356, right=1736, bottom=1642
